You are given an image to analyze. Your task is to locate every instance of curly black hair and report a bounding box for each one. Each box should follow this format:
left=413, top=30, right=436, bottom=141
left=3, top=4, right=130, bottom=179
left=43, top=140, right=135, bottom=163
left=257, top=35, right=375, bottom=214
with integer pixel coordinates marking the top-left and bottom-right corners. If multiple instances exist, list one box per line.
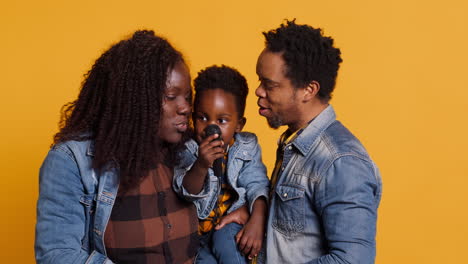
left=193, top=65, right=248, bottom=118
left=54, top=30, right=189, bottom=191
left=263, top=19, right=343, bottom=103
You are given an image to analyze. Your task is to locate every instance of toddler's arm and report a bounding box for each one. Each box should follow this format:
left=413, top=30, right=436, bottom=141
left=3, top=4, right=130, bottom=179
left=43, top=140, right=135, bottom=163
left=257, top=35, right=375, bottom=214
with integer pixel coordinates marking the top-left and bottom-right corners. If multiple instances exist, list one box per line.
left=235, top=197, right=267, bottom=260
left=182, top=134, right=224, bottom=194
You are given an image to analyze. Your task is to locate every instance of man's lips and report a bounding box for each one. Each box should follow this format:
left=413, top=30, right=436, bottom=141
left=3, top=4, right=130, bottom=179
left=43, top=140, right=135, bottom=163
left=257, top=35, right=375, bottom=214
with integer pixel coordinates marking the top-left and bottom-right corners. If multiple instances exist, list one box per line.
left=258, top=103, right=271, bottom=116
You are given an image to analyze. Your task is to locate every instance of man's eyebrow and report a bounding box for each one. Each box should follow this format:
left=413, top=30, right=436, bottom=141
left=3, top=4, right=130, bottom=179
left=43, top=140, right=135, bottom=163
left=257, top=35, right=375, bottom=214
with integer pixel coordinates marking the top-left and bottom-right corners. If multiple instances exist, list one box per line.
left=259, top=77, right=279, bottom=85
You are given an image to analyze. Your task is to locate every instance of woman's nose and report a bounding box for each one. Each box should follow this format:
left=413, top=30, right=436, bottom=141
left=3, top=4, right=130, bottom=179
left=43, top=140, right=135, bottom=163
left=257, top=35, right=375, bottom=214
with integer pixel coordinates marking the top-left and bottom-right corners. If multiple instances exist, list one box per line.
left=178, top=100, right=190, bottom=115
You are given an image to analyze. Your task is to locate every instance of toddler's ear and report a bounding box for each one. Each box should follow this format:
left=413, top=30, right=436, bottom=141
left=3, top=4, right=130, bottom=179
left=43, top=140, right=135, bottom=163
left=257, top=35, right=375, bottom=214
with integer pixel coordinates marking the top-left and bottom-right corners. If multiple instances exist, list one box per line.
left=236, top=117, right=246, bottom=132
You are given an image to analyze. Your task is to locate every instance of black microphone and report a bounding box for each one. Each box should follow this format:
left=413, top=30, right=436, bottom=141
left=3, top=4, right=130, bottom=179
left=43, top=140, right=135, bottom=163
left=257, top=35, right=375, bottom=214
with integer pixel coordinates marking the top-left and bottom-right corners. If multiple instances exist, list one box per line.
left=203, top=124, right=223, bottom=177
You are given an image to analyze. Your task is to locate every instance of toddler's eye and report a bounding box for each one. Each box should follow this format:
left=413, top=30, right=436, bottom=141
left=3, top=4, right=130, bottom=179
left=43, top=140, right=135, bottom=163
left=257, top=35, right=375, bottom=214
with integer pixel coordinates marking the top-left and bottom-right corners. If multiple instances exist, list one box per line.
left=196, top=115, right=207, bottom=121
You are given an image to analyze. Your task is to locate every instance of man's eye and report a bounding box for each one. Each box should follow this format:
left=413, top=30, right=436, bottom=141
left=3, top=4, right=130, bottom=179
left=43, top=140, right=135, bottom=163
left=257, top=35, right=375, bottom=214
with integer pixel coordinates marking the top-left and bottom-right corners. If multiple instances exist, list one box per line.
left=260, top=80, right=273, bottom=90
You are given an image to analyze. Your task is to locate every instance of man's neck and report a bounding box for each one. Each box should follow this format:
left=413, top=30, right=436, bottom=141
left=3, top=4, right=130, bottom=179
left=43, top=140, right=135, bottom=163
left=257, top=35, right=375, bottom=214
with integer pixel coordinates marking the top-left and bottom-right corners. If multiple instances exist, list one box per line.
left=288, top=103, right=328, bottom=132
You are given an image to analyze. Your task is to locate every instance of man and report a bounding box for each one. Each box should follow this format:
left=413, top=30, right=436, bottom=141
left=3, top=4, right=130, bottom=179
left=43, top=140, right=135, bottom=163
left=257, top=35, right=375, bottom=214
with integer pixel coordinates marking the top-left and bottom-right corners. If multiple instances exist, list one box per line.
left=255, top=20, right=382, bottom=263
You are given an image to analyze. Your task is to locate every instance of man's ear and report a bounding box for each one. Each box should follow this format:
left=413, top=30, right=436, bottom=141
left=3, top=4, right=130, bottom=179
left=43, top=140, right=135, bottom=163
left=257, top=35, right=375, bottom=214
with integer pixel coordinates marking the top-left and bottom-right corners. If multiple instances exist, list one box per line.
left=236, top=117, right=247, bottom=132
left=303, top=80, right=320, bottom=102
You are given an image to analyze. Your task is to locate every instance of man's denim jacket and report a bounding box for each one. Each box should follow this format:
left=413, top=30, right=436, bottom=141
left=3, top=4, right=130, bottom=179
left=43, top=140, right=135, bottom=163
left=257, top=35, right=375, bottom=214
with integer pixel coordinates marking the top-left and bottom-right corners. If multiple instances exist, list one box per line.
left=173, top=132, right=270, bottom=218
left=261, top=105, right=382, bottom=264
left=35, top=140, right=116, bottom=263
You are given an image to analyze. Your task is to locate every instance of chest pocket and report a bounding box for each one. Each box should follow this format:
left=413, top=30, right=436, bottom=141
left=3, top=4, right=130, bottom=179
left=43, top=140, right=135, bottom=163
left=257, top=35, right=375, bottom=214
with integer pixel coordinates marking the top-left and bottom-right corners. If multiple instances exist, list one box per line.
left=79, top=194, right=96, bottom=251
left=272, top=184, right=305, bottom=237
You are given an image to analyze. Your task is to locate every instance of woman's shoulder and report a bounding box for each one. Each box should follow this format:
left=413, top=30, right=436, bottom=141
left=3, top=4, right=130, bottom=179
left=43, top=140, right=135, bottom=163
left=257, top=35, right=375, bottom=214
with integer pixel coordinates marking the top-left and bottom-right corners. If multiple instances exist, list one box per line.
left=51, top=139, right=95, bottom=159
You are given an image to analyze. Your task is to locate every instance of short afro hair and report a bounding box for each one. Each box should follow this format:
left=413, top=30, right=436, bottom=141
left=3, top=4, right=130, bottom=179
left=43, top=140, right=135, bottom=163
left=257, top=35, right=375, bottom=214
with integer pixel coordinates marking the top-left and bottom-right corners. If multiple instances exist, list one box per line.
left=194, top=65, right=248, bottom=118
left=263, top=19, right=342, bottom=102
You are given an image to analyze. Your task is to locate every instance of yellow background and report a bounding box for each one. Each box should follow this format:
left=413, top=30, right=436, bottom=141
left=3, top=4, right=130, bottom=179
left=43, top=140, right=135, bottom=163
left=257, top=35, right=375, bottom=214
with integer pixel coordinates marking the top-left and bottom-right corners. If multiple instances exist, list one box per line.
left=1, top=0, right=467, bottom=263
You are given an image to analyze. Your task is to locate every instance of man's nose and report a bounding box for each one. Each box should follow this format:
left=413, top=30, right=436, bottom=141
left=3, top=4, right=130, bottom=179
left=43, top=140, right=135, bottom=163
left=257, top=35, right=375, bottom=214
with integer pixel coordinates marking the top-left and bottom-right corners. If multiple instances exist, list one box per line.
left=255, top=85, right=265, bottom=98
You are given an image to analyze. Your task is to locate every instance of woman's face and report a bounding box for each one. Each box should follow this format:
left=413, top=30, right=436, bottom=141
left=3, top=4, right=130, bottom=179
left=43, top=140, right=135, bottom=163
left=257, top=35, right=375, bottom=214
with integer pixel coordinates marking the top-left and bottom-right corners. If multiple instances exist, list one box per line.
left=158, top=61, right=192, bottom=144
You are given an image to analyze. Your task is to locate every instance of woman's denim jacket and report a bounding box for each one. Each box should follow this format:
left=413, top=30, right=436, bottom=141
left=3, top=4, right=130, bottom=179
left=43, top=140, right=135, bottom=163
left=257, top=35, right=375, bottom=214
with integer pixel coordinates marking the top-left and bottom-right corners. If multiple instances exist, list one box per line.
left=35, top=140, right=117, bottom=264
left=260, top=105, right=382, bottom=264
left=173, top=132, right=270, bottom=218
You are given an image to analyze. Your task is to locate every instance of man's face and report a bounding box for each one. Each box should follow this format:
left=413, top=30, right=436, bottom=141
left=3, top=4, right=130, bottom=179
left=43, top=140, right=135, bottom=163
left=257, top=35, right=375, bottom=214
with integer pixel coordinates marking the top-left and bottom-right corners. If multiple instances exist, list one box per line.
left=255, top=49, right=301, bottom=129
left=159, top=61, right=191, bottom=144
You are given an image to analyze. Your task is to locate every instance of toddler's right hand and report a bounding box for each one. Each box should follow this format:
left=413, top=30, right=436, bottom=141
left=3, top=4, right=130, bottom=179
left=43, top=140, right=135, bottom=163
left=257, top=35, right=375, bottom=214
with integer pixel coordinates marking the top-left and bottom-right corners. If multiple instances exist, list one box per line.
left=196, top=134, right=224, bottom=169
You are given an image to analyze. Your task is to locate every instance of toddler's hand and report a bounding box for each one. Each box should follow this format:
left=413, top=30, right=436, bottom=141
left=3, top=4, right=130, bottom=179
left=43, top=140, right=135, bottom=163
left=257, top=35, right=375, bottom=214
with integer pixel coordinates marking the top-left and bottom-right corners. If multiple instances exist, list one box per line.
left=196, top=134, right=224, bottom=169
left=235, top=217, right=264, bottom=260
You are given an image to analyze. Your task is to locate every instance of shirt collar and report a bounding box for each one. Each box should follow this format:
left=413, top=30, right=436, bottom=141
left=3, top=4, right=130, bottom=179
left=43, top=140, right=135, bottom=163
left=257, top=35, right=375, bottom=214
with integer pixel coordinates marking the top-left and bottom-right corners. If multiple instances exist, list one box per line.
left=286, top=105, right=337, bottom=156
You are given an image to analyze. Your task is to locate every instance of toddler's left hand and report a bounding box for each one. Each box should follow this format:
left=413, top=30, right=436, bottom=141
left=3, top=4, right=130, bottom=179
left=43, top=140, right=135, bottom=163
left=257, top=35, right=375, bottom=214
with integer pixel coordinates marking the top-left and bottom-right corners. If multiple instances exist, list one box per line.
left=235, top=216, right=264, bottom=260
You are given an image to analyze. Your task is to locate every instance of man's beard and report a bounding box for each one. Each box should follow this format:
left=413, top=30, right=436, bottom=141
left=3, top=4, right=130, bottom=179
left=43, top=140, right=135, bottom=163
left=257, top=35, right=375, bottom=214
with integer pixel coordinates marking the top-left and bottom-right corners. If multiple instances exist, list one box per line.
left=266, top=114, right=283, bottom=129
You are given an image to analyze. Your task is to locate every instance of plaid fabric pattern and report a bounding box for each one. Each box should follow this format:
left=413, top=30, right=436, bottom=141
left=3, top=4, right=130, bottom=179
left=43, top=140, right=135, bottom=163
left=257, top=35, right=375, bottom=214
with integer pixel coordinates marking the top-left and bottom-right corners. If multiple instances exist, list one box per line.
left=199, top=140, right=236, bottom=234
left=269, top=121, right=313, bottom=197
left=104, top=163, right=199, bottom=264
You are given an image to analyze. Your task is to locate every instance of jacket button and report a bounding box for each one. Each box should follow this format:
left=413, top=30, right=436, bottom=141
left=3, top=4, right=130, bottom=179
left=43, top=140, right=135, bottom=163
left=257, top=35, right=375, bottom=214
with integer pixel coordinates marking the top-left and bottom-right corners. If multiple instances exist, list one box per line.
left=283, top=193, right=288, bottom=198
left=288, top=146, right=292, bottom=150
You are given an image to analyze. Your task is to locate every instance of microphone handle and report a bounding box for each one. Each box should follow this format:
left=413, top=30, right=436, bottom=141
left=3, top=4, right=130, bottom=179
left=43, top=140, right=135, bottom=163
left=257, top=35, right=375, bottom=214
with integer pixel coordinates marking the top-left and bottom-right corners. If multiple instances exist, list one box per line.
left=213, top=158, right=223, bottom=177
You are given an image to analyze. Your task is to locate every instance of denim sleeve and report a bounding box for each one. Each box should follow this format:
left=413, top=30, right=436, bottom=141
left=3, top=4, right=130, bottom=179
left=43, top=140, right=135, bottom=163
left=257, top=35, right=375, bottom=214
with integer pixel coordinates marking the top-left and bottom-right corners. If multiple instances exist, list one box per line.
left=237, top=137, right=270, bottom=213
left=35, top=147, right=113, bottom=264
left=312, top=155, right=382, bottom=264
left=172, top=144, right=212, bottom=201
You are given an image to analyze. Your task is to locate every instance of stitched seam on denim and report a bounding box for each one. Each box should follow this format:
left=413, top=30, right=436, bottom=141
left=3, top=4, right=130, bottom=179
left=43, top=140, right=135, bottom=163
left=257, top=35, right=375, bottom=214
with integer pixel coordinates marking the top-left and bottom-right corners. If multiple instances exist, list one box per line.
left=52, top=144, right=76, bottom=162
left=316, top=154, right=377, bottom=214
left=295, top=119, right=338, bottom=155
left=84, top=250, right=96, bottom=264
left=236, top=131, right=256, bottom=144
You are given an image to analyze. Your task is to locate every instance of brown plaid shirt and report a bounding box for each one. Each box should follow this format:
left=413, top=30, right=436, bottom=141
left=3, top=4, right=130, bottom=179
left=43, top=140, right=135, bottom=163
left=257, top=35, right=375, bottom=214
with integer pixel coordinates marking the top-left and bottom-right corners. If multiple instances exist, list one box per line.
left=104, top=163, right=199, bottom=264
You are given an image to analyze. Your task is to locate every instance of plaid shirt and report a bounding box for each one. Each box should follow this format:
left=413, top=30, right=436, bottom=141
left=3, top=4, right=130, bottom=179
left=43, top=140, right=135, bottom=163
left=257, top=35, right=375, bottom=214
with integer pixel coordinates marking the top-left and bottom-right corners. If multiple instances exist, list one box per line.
left=104, top=163, right=199, bottom=264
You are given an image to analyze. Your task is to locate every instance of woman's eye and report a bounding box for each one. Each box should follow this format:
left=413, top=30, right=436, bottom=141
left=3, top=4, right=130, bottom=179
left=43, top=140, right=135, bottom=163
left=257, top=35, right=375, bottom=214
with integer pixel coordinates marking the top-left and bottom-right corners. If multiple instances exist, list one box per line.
left=165, top=95, right=176, bottom=100
left=218, top=119, right=228, bottom=124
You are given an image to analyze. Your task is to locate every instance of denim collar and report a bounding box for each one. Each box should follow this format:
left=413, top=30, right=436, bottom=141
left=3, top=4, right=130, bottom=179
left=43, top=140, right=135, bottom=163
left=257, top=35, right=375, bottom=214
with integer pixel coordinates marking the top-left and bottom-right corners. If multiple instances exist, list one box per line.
left=290, top=105, right=336, bottom=156
left=86, top=142, right=95, bottom=156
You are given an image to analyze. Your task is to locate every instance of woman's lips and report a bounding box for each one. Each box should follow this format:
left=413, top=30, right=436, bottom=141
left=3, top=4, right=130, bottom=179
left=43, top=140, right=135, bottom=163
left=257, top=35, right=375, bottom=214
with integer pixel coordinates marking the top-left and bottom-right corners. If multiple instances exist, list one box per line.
left=175, top=122, right=188, bottom=132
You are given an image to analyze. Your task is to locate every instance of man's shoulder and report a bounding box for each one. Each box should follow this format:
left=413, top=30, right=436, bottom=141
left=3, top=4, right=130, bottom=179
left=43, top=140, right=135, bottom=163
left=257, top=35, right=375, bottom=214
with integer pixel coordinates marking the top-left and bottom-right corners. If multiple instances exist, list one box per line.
left=321, top=120, right=370, bottom=160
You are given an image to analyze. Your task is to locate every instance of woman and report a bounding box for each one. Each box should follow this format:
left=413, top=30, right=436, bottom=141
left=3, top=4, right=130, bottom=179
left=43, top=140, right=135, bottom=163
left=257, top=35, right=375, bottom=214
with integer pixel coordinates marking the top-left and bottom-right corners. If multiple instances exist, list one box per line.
left=35, top=30, right=199, bottom=264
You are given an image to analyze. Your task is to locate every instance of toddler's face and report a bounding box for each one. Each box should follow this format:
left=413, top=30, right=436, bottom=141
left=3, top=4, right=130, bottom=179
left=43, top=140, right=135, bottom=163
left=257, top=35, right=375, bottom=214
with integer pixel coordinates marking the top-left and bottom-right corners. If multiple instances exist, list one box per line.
left=193, top=89, right=245, bottom=148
